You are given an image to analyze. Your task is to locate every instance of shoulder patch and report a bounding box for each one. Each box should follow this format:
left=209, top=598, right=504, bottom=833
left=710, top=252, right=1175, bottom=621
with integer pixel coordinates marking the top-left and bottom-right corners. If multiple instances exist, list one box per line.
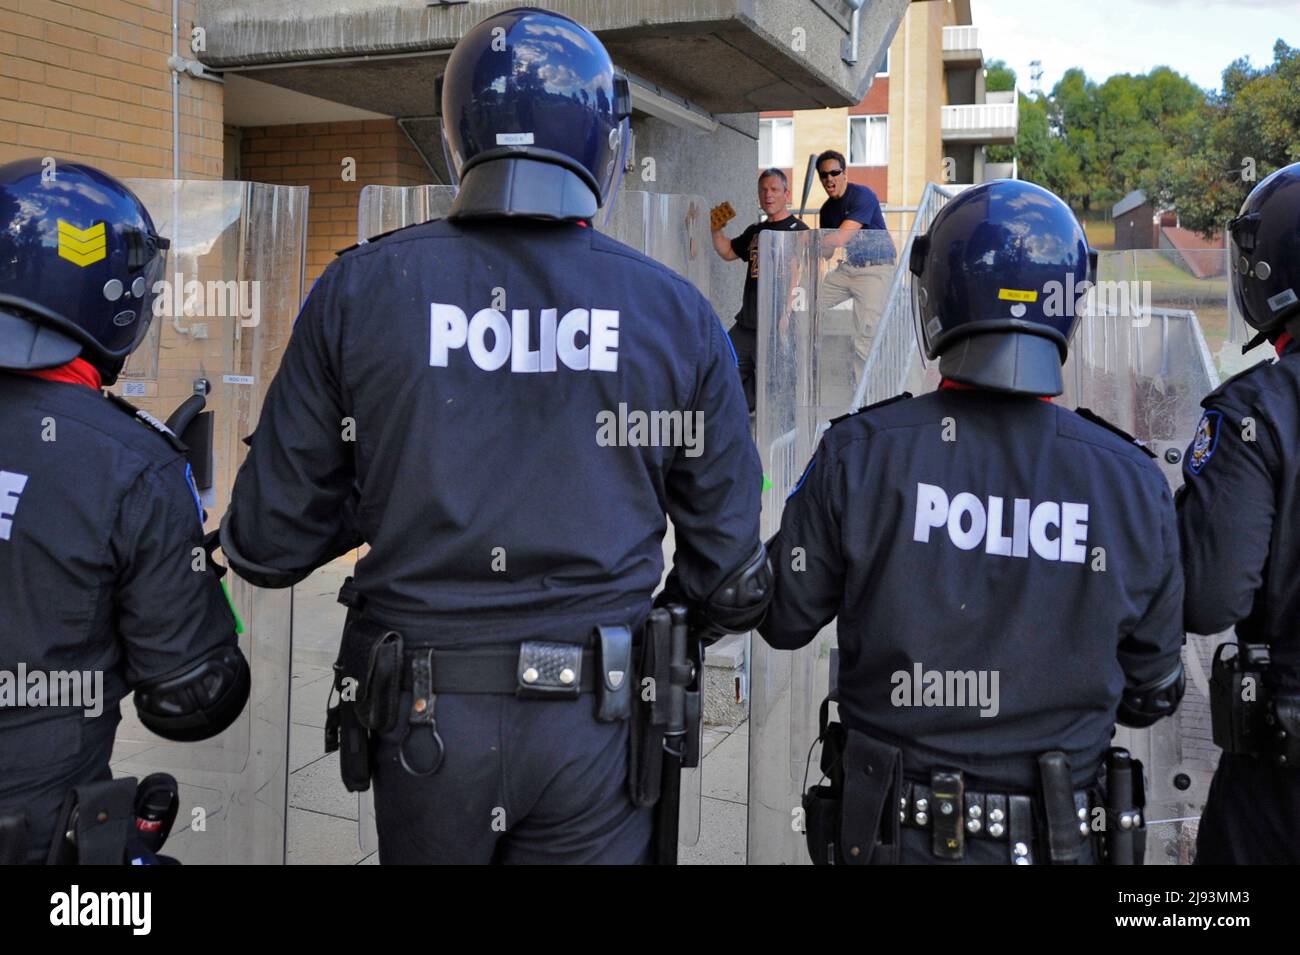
left=828, top=391, right=912, bottom=427
left=105, top=392, right=187, bottom=452
left=1188, top=410, right=1223, bottom=475
left=1073, top=407, right=1156, bottom=458
left=335, top=220, right=436, bottom=257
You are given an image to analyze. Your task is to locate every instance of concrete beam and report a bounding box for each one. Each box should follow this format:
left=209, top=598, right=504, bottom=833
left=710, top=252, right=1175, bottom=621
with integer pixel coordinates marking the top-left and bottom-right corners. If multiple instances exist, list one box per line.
left=196, top=0, right=909, bottom=115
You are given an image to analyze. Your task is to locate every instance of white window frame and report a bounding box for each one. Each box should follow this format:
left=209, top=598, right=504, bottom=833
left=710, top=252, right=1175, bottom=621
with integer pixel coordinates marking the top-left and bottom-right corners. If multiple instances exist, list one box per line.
left=847, top=114, right=888, bottom=167
left=758, top=117, right=794, bottom=169
left=876, top=49, right=889, bottom=76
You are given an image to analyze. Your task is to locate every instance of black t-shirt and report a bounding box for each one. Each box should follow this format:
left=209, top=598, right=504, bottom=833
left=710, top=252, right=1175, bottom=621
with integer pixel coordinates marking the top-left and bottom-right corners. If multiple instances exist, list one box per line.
left=730, top=215, right=809, bottom=329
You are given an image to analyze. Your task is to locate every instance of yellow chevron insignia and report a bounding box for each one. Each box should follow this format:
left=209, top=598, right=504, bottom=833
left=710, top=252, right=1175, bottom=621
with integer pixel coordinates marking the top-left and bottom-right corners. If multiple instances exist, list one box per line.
left=57, top=219, right=107, bottom=267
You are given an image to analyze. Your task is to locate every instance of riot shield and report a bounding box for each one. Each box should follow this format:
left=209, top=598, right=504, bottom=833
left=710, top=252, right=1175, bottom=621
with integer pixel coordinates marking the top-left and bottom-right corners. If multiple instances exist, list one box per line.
left=1061, top=247, right=1228, bottom=864
left=352, top=186, right=712, bottom=853
left=356, top=184, right=457, bottom=241
left=601, top=189, right=713, bottom=849
left=749, top=211, right=1230, bottom=865
left=749, top=223, right=910, bottom=865
left=603, top=190, right=711, bottom=302
left=107, top=179, right=307, bottom=864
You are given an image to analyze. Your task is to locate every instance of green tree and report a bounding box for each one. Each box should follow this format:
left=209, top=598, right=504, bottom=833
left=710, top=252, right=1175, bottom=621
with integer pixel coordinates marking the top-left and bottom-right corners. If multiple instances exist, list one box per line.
left=1152, top=40, right=1300, bottom=237
left=1011, top=66, right=1203, bottom=214
left=985, top=59, right=1016, bottom=93
left=986, top=60, right=1018, bottom=163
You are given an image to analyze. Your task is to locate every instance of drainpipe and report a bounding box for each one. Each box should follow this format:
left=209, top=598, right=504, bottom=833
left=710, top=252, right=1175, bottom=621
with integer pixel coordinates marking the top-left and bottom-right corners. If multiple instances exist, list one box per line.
left=171, top=0, right=179, bottom=178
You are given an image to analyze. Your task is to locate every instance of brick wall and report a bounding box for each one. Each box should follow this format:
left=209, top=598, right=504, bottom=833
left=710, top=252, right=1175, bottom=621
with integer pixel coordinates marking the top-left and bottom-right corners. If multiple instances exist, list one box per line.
left=0, top=0, right=223, bottom=179
left=239, top=120, right=431, bottom=287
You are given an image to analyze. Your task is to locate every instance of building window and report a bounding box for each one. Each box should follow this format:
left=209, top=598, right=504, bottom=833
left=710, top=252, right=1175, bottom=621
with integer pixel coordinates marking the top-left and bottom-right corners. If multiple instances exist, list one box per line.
left=877, top=50, right=888, bottom=75
left=759, top=117, right=794, bottom=168
left=848, top=115, right=888, bottom=166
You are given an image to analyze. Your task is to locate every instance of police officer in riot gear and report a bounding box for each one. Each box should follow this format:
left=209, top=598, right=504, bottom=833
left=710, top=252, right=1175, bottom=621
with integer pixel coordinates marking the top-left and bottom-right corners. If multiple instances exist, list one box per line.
left=220, top=7, right=768, bottom=864
left=0, top=159, right=249, bottom=864
left=1179, top=162, right=1300, bottom=865
left=760, top=180, right=1185, bottom=864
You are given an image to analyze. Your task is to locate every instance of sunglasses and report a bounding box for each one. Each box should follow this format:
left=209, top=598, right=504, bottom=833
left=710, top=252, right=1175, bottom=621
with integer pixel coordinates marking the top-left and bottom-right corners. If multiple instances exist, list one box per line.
left=818, top=168, right=844, bottom=179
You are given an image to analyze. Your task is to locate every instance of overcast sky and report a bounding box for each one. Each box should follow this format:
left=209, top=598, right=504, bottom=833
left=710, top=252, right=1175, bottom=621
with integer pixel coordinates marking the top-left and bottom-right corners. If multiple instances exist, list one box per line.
left=971, top=0, right=1297, bottom=93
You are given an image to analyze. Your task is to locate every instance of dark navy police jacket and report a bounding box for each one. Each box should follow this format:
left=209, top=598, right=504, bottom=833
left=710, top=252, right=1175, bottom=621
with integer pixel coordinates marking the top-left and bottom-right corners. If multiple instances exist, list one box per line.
left=1178, top=338, right=1300, bottom=691
left=760, top=388, right=1184, bottom=790
left=224, top=218, right=762, bottom=646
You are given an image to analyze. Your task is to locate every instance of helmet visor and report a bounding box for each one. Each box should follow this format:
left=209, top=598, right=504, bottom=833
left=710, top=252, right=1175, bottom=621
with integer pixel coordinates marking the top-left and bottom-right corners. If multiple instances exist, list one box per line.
left=118, top=233, right=168, bottom=380
left=597, top=115, right=631, bottom=229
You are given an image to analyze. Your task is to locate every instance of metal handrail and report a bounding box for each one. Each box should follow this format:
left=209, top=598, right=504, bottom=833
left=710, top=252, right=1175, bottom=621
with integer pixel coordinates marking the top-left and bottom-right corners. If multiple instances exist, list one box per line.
left=848, top=181, right=960, bottom=410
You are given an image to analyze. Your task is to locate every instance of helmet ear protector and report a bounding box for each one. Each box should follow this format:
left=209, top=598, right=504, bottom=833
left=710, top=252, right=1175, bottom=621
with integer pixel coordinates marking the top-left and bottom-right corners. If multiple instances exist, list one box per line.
left=613, top=74, right=633, bottom=122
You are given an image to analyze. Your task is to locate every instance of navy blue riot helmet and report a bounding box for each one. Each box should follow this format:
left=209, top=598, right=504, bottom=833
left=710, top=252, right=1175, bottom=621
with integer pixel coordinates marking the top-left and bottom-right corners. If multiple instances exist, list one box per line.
left=0, top=158, right=168, bottom=384
left=1229, top=162, right=1300, bottom=335
left=909, top=179, right=1095, bottom=396
left=440, top=7, right=632, bottom=222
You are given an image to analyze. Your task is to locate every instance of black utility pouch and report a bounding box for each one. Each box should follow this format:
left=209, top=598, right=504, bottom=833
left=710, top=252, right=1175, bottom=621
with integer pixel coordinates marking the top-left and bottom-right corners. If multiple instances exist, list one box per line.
left=1210, top=642, right=1271, bottom=754
left=801, top=699, right=901, bottom=866
left=516, top=641, right=583, bottom=699
left=328, top=616, right=404, bottom=793
left=1273, top=695, right=1300, bottom=768
left=46, top=778, right=139, bottom=865
left=802, top=703, right=847, bottom=865
left=839, top=728, right=903, bottom=865
left=337, top=618, right=404, bottom=733
left=595, top=624, right=633, bottom=722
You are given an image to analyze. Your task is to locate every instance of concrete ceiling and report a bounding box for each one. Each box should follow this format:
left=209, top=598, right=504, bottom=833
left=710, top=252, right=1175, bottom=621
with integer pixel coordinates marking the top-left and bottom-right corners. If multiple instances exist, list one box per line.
left=222, top=73, right=390, bottom=126
left=200, top=0, right=909, bottom=118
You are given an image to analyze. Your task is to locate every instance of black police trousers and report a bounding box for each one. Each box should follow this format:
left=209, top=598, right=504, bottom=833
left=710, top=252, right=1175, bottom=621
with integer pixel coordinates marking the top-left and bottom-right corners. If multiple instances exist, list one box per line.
left=0, top=707, right=119, bottom=864
left=371, top=692, right=652, bottom=864
left=1196, top=753, right=1300, bottom=865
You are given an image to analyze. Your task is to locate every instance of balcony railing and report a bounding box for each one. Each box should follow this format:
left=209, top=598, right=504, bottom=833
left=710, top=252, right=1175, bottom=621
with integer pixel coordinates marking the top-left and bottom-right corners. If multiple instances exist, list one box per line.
left=942, top=24, right=982, bottom=68
left=940, top=103, right=1018, bottom=143
left=942, top=25, right=980, bottom=52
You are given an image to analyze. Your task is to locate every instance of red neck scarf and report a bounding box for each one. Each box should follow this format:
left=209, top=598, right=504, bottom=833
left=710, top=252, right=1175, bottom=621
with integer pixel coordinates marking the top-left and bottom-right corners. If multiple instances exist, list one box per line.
left=14, top=357, right=102, bottom=391
left=940, top=377, right=1053, bottom=402
left=1276, top=331, right=1294, bottom=357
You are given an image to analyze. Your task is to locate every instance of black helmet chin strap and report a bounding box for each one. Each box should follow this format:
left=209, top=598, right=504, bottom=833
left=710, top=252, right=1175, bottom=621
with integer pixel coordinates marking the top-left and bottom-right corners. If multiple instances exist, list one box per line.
left=1242, top=330, right=1270, bottom=355
left=1242, top=315, right=1300, bottom=355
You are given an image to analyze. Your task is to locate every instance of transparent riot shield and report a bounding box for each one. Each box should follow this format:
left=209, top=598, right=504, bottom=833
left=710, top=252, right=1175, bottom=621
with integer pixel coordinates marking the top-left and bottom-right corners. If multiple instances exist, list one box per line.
left=749, top=224, right=910, bottom=865
left=356, top=184, right=457, bottom=241
left=749, top=212, right=1231, bottom=865
left=603, top=190, right=712, bottom=302
left=351, top=186, right=712, bottom=853
left=1062, top=246, right=1228, bottom=864
left=602, top=189, right=712, bottom=847
left=107, top=179, right=308, bottom=864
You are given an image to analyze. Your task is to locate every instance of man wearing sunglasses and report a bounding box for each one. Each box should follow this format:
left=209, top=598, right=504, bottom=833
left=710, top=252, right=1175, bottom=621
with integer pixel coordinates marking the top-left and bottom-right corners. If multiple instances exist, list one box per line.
left=815, top=150, right=896, bottom=391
